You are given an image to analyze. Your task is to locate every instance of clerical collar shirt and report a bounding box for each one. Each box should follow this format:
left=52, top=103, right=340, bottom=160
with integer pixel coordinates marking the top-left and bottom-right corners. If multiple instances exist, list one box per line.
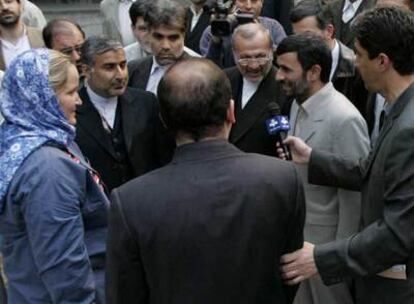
left=330, top=39, right=340, bottom=81
left=241, top=78, right=260, bottom=109
left=190, top=5, right=204, bottom=31
left=87, top=85, right=118, bottom=129
left=342, top=0, right=364, bottom=23
left=1, top=26, right=31, bottom=69
left=146, top=57, right=169, bottom=95
left=118, top=0, right=136, bottom=46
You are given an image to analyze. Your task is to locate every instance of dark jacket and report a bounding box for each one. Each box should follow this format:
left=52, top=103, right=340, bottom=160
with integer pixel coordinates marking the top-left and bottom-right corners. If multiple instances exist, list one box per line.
left=106, top=139, right=305, bottom=304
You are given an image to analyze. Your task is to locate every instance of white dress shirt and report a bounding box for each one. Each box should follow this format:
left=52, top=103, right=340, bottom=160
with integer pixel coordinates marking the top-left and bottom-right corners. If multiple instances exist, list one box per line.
left=241, top=78, right=260, bottom=109
left=146, top=57, right=169, bottom=95
left=342, top=0, right=364, bottom=23
left=330, top=39, right=340, bottom=81
left=87, top=85, right=118, bottom=129
left=190, top=5, right=204, bottom=32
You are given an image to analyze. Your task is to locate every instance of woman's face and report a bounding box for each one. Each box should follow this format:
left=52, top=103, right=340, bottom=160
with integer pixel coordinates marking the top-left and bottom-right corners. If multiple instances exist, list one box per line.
left=56, top=64, right=82, bottom=125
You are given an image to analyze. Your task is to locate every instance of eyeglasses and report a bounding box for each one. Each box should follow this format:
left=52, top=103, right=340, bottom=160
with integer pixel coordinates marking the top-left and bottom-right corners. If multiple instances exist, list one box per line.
left=59, top=44, right=83, bottom=56
left=236, top=55, right=272, bottom=66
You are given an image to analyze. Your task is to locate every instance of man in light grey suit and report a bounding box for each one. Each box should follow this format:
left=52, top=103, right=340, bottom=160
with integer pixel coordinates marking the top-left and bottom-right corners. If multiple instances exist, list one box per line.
left=100, top=0, right=135, bottom=46
left=276, top=34, right=370, bottom=304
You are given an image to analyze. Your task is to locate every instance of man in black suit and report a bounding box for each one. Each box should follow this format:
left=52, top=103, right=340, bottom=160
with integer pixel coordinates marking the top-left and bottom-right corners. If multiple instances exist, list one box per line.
left=128, top=0, right=192, bottom=95
left=280, top=7, right=414, bottom=303
left=106, top=58, right=306, bottom=304
left=326, top=0, right=376, bottom=48
left=225, top=23, right=285, bottom=156
left=75, top=36, right=173, bottom=192
left=185, top=0, right=210, bottom=54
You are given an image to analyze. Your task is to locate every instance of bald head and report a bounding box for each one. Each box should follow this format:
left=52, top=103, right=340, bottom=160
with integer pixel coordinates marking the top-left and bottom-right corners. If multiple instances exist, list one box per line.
left=43, top=19, right=85, bottom=65
left=157, top=58, right=233, bottom=141
left=232, top=23, right=272, bottom=51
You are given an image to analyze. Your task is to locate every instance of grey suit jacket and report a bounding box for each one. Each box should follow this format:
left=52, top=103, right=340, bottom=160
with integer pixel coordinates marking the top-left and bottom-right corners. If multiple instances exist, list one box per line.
left=100, top=0, right=122, bottom=43
left=290, top=83, right=369, bottom=242
left=106, top=139, right=306, bottom=304
left=309, top=84, right=414, bottom=297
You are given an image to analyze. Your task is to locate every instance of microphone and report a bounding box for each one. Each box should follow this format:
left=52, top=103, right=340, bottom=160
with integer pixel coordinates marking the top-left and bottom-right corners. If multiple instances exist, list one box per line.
left=265, top=102, right=292, bottom=160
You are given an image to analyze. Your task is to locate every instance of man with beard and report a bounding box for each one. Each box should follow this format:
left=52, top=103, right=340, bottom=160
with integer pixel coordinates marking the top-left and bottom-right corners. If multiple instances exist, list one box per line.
left=276, top=34, right=369, bottom=304
left=225, top=23, right=286, bottom=156
left=0, top=0, right=43, bottom=71
left=128, top=0, right=196, bottom=95
left=75, top=36, right=174, bottom=193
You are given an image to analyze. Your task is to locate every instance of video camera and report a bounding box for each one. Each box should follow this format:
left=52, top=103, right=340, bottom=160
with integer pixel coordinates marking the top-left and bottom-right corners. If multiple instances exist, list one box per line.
left=209, top=0, right=255, bottom=37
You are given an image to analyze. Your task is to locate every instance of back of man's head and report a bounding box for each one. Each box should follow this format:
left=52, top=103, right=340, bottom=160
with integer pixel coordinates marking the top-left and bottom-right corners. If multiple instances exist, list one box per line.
left=352, top=6, right=414, bottom=75
left=145, top=0, right=187, bottom=32
left=157, top=58, right=232, bottom=141
left=276, top=33, right=332, bottom=83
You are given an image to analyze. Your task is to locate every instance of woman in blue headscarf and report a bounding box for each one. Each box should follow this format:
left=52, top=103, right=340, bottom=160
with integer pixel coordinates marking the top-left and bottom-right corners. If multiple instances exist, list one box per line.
left=0, top=49, right=108, bottom=303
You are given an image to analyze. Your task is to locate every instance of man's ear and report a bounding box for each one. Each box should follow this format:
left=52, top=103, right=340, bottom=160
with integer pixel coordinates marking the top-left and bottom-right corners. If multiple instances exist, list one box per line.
left=226, top=99, right=236, bottom=124
left=377, top=53, right=391, bottom=72
left=307, top=64, right=322, bottom=82
left=82, top=64, right=91, bottom=80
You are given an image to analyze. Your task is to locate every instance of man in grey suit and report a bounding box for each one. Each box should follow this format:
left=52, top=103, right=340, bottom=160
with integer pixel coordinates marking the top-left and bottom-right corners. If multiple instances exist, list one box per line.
left=276, top=33, right=370, bottom=304
left=106, top=58, right=306, bottom=303
left=280, top=7, right=414, bottom=304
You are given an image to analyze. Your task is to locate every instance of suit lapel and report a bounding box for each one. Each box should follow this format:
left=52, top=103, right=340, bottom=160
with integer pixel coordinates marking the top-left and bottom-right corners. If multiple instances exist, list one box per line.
left=362, top=84, right=414, bottom=178
left=77, top=87, right=117, bottom=158
left=120, top=88, right=142, bottom=153
left=135, top=57, right=153, bottom=89
left=332, top=41, right=355, bottom=81
left=230, top=68, right=276, bottom=143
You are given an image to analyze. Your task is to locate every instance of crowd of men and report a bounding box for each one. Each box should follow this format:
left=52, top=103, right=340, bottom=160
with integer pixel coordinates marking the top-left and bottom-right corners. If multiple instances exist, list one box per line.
left=1, top=0, right=414, bottom=303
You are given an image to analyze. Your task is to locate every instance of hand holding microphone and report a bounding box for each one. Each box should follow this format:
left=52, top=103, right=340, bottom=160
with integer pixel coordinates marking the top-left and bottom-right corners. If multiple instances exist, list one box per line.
left=265, top=102, right=292, bottom=161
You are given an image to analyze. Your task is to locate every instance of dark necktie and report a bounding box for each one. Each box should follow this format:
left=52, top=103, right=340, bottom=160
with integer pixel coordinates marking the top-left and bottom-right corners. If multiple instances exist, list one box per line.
left=379, top=110, right=386, bottom=131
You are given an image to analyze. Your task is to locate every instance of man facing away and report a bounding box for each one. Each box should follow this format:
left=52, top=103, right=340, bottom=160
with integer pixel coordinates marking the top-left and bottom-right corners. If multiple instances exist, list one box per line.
left=106, top=58, right=306, bottom=304
left=275, top=33, right=370, bottom=304
left=280, top=7, right=414, bottom=304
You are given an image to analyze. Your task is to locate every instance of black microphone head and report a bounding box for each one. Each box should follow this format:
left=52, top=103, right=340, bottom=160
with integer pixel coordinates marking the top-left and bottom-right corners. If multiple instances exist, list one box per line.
left=267, top=101, right=280, bottom=117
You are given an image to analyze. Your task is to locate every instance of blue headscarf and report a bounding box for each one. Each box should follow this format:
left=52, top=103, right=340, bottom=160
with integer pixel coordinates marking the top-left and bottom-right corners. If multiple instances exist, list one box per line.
left=0, top=48, right=75, bottom=210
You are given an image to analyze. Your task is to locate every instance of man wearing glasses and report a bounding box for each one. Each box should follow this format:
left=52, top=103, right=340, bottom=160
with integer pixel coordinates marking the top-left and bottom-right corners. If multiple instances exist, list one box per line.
left=42, top=18, right=85, bottom=75
left=225, top=23, right=284, bottom=156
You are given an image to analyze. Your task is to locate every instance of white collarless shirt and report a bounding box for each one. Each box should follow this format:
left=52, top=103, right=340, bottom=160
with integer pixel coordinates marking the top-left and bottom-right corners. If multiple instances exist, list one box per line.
left=342, top=0, right=364, bottom=23
left=1, top=26, right=31, bottom=69
left=330, top=39, right=340, bottom=81
left=87, top=85, right=118, bottom=129
left=146, top=57, right=169, bottom=95
left=241, top=78, right=260, bottom=109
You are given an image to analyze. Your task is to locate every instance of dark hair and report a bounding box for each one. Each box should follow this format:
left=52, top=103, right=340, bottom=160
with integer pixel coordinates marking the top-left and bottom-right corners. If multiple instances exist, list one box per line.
left=145, top=0, right=188, bottom=32
left=157, top=58, right=232, bottom=141
left=81, top=36, right=123, bottom=67
left=42, top=18, right=86, bottom=49
left=352, top=7, right=414, bottom=75
left=290, top=0, right=333, bottom=32
left=276, top=34, right=332, bottom=83
left=129, top=0, right=150, bottom=26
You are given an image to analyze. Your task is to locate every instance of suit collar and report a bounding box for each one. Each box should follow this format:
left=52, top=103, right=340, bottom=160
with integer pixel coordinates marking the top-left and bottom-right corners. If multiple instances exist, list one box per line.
left=332, top=40, right=355, bottom=80
left=172, top=139, right=242, bottom=163
left=363, top=83, right=414, bottom=177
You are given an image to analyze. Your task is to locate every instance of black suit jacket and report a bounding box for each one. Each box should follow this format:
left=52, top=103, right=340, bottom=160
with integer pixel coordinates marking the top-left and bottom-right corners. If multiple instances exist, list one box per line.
left=225, top=66, right=287, bottom=156
left=332, top=40, right=368, bottom=119
left=308, top=84, right=414, bottom=301
left=128, top=53, right=192, bottom=90
left=328, top=0, right=376, bottom=48
left=75, top=86, right=174, bottom=192
left=185, top=7, right=210, bottom=54
left=106, top=139, right=305, bottom=304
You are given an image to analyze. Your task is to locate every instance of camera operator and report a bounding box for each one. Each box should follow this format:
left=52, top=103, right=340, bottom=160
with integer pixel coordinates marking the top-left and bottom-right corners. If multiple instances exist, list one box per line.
left=199, top=0, right=286, bottom=69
